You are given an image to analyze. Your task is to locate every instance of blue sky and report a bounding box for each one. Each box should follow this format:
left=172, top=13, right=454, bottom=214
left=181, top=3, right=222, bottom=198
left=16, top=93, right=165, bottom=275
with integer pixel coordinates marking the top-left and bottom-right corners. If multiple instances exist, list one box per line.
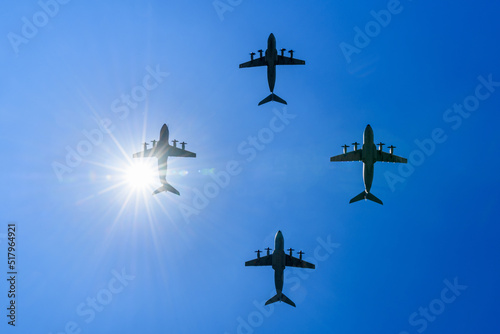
left=1, top=0, right=499, bottom=333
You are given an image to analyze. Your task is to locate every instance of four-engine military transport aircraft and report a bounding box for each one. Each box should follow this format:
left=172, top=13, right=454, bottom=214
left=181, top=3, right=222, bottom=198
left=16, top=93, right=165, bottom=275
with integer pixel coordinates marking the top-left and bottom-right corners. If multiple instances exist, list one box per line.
left=124, top=39, right=408, bottom=310
left=330, top=124, right=407, bottom=205
left=245, top=230, right=315, bottom=307
left=132, top=124, right=196, bottom=196
left=239, top=33, right=305, bottom=106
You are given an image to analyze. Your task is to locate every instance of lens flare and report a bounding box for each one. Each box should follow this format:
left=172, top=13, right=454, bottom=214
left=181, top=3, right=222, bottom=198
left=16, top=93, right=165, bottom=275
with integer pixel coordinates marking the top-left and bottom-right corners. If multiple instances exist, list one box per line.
left=124, top=161, right=157, bottom=190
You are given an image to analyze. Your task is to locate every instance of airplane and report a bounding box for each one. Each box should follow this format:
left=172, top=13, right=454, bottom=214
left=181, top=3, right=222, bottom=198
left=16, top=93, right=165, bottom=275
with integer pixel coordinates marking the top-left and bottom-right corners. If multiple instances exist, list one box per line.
left=330, top=124, right=407, bottom=205
left=132, top=124, right=196, bottom=195
left=245, top=230, right=315, bottom=307
left=239, top=33, right=305, bottom=106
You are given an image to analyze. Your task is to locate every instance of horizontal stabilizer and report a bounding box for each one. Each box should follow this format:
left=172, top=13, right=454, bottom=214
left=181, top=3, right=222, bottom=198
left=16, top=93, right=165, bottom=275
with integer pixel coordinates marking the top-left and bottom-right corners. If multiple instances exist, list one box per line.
left=349, top=191, right=383, bottom=205
left=265, top=294, right=280, bottom=305
left=349, top=191, right=366, bottom=204
left=366, top=192, right=383, bottom=205
left=258, top=93, right=287, bottom=106
left=265, top=293, right=296, bottom=307
left=153, top=182, right=180, bottom=196
left=280, top=293, right=296, bottom=307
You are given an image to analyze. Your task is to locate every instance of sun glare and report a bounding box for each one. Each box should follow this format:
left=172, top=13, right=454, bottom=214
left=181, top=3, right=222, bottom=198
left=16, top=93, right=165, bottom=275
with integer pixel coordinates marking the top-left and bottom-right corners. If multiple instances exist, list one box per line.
left=125, top=162, right=157, bottom=190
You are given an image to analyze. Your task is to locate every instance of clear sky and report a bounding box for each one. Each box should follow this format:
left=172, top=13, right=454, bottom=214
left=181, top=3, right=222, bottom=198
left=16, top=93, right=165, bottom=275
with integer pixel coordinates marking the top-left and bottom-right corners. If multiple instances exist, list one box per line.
left=1, top=0, right=499, bottom=333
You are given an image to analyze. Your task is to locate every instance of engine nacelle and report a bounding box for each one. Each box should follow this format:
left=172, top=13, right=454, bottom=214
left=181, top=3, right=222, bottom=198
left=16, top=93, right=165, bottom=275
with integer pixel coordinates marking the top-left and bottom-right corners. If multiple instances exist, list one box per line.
left=280, top=48, right=286, bottom=56
left=250, top=52, right=255, bottom=61
left=255, top=250, right=261, bottom=258
left=388, top=145, right=396, bottom=155
left=298, top=250, right=304, bottom=260
left=181, top=141, right=187, bottom=150
left=258, top=49, right=263, bottom=58
left=172, top=139, right=178, bottom=147
left=265, top=247, right=272, bottom=256
left=342, top=144, right=349, bottom=154
left=352, top=142, right=360, bottom=151
left=288, top=49, right=294, bottom=59
left=287, top=248, right=294, bottom=256
left=377, top=142, right=385, bottom=151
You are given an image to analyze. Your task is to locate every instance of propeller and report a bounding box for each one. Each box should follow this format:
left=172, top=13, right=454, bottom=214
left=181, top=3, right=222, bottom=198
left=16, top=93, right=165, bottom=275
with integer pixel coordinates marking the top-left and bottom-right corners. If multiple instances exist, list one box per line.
left=342, top=144, right=349, bottom=154
left=180, top=141, right=187, bottom=150
left=172, top=139, right=178, bottom=147
left=255, top=250, right=262, bottom=258
left=388, top=145, right=396, bottom=155
left=288, top=49, right=294, bottom=58
left=352, top=142, right=360, bottom=151
left=298, top=250, right=305, bottom=260
left=377, top=142, right=385, bottom=151
left=250, top=52, right=256, bottom=61
left=287, top=248, right=295, bottom=256
left=258, top=49, right=263, bottom=58
left=280, top=48, right=286, bottom=56
left=265, top=247, right=272, bottom=256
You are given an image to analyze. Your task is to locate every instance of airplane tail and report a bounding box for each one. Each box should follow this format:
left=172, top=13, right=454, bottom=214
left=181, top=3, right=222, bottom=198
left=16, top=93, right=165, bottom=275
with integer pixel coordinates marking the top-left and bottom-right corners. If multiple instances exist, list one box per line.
left=258, top=93, right=287, bottom=106
left=349, top=190, right=383, bottom=205
left=265, top=293, right=296, bottom=307
left=153, top=182, right=180, bottom=196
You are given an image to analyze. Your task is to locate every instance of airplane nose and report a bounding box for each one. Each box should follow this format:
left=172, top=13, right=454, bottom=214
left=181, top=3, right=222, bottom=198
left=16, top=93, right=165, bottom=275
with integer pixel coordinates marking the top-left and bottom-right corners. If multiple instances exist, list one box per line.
left=160, top=124, right=169, bottom=141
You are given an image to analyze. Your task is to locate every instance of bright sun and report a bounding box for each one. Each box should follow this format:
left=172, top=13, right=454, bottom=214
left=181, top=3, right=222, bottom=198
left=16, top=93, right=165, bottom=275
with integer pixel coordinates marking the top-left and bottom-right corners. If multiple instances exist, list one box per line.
left=124, top=161, right=157, bottom=190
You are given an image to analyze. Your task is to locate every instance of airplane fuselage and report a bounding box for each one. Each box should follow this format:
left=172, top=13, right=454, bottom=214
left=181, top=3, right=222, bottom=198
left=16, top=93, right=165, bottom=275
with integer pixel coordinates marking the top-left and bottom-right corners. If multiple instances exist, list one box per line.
left=156, top=124, right=180, bottom=159
left=156, top=124, right=171, bottom=183
left=159, top=123, right=169, bottom=144
left=265, top=33, right=278, bottom=92
left=361, top=125, right=377, bottom=193
left=271, top=230, right=286, bottom=296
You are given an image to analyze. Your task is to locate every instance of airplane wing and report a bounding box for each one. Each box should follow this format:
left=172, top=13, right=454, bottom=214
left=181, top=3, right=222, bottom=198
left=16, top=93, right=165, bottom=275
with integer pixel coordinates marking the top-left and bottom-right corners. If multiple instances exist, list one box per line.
left=245, top=255, right=273, bottom=266
left=168, top=146, right=196, bottom=158
left=277, top=55, right=305, bottom=65
left=133, top=148, right=156, bottom=158
left=376, top=151, right=407, bottom=163
left=285, top=255, right=315, bottom=269
left=239, top=57, right=267, bottom=68
left=330, top=150, right=363, bottom=162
